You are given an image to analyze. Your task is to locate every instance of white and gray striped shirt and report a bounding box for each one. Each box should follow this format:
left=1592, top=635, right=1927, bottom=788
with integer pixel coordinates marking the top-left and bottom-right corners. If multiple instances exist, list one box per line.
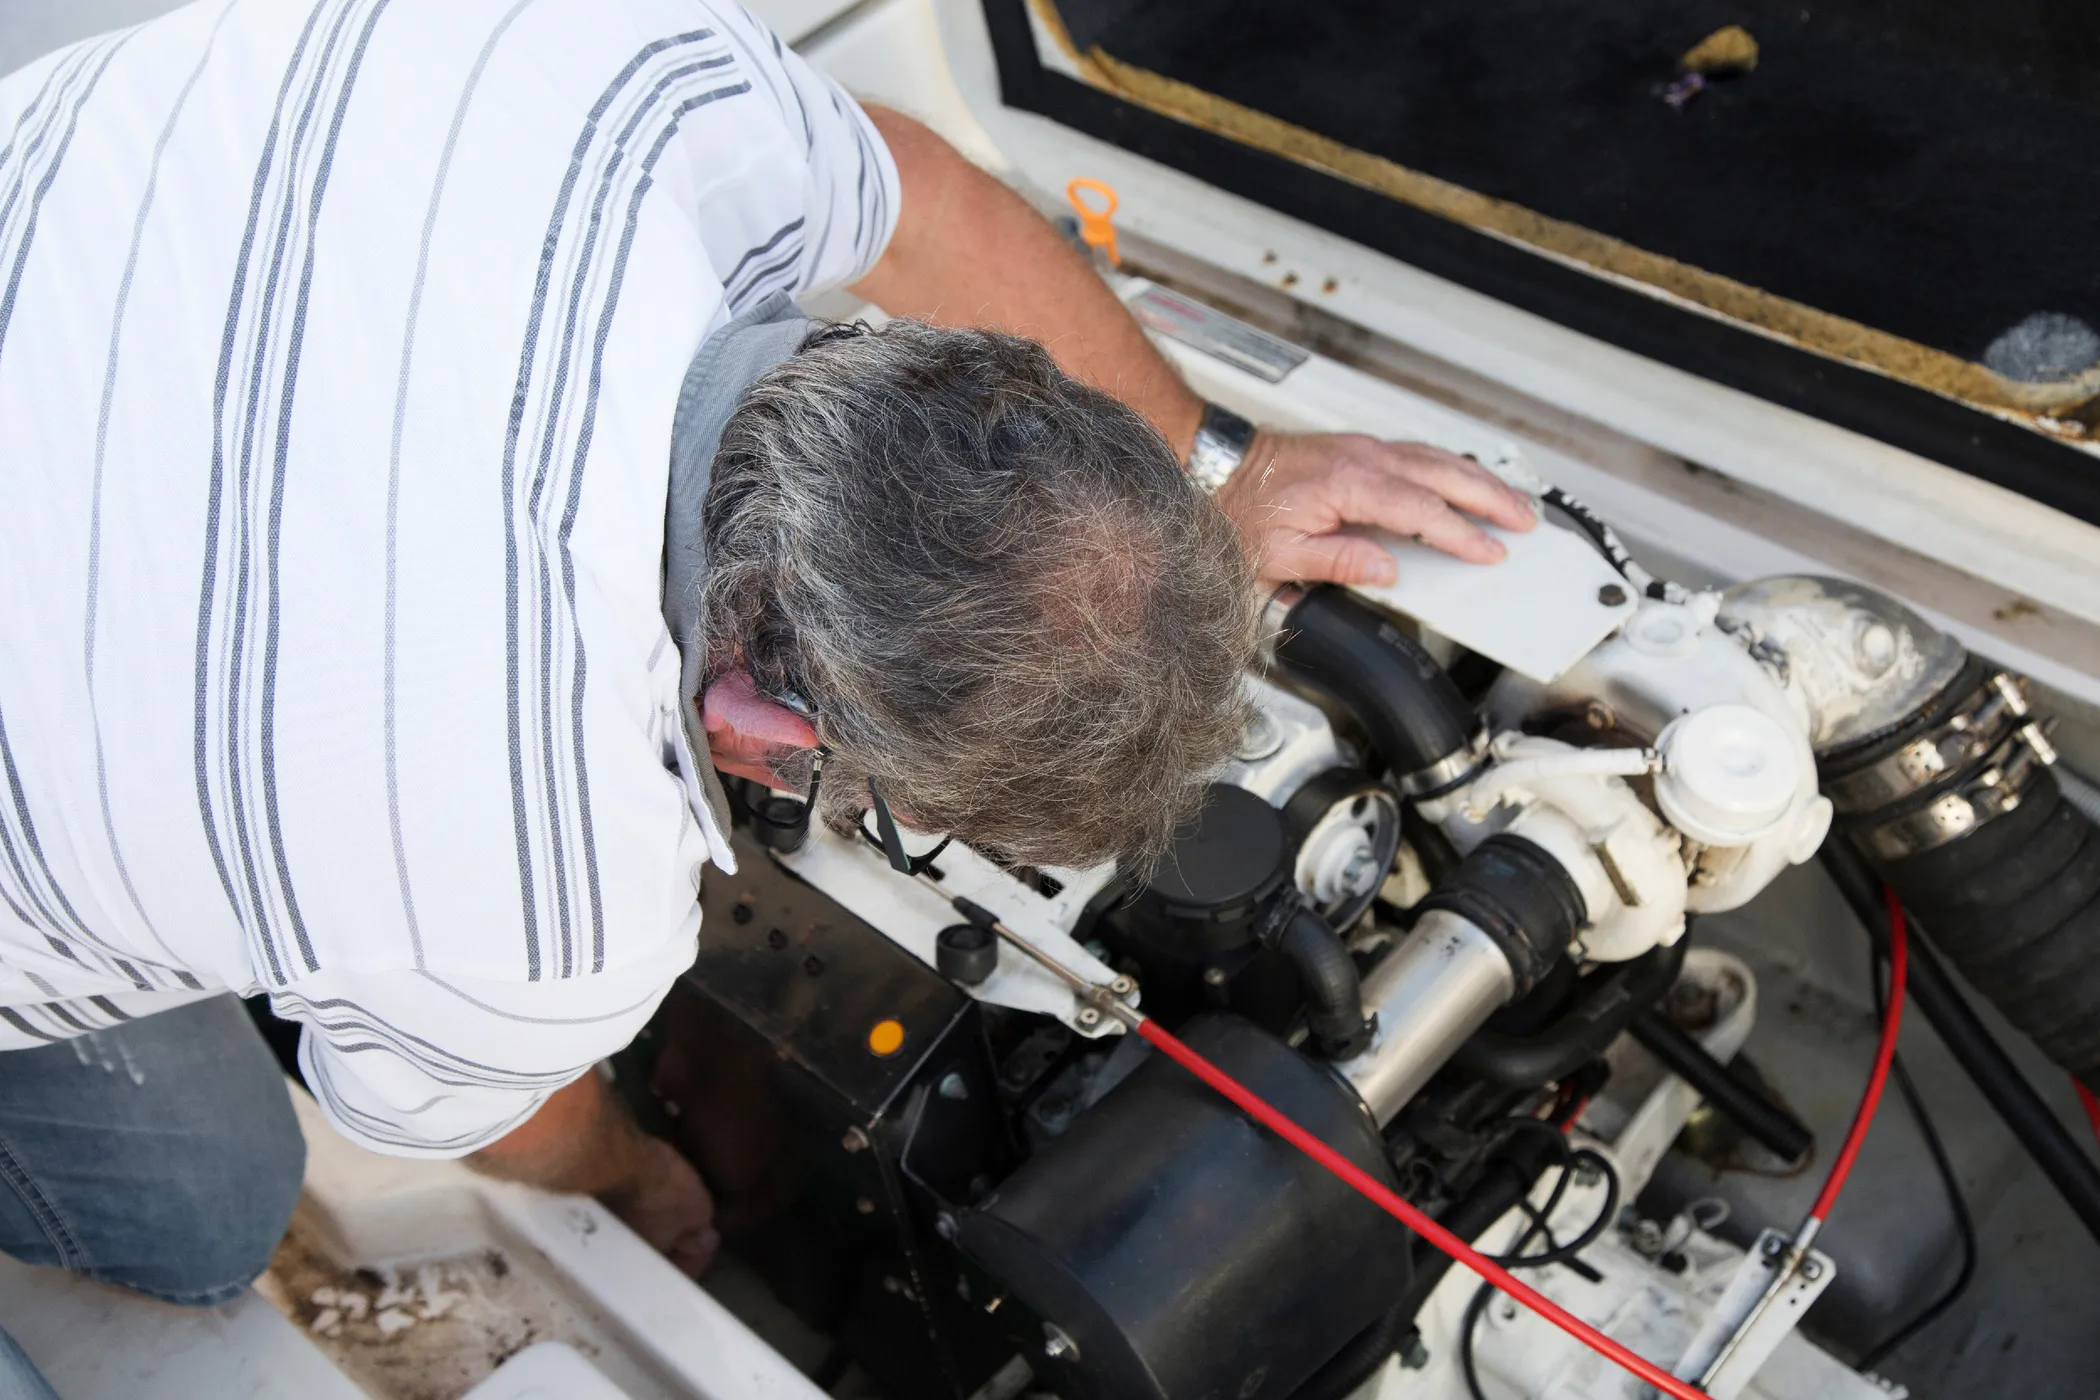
left=0, top=0, right=897, bottom=1154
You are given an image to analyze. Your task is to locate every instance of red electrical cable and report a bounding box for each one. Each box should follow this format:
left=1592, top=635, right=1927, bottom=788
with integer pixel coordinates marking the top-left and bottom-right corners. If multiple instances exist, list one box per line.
left=1803, top=885, right=1909, bottom=1228
left=1133, top=1017, right=1715, bottom=1400
left=2075, top=1078, right=2100, bottom=1147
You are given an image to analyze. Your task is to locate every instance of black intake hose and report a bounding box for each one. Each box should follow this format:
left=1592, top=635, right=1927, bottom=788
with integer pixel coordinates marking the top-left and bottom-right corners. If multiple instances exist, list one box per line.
left=1820, top=665, right=2100, bottom=1091
left=1273, top=585, right=1479, bottom=793
left=1270, top=903, right=1374, bottom=1059
left=1452, top=936, right=1687, bottom=1088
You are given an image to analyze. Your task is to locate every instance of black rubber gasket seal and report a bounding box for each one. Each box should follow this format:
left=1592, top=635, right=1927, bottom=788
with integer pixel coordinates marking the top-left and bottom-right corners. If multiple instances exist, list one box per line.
left=980, top=0, right=2100, bottom=528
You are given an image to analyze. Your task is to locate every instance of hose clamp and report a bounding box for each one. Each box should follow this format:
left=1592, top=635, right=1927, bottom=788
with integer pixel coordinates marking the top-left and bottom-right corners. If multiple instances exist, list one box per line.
left=1854, top=723, right=2054, bottom=859
left=1398, top=727, right=1492, bottom=798
left=1823, top=672, right=2046, bottom=813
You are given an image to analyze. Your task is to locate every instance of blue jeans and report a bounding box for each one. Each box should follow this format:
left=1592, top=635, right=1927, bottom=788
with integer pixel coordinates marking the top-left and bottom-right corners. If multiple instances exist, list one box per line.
left=0, top=994, right=306, bottom=1397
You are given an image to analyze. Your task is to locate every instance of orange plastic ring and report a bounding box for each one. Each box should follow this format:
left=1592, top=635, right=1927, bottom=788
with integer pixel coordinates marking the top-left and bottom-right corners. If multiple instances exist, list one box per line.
left=1065, top=178, right=1121, bottom=266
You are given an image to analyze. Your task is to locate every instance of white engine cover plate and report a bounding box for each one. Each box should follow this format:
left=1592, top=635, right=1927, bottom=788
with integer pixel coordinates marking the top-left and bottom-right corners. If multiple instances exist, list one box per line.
left=1351, top=519, right=1637, bottom=683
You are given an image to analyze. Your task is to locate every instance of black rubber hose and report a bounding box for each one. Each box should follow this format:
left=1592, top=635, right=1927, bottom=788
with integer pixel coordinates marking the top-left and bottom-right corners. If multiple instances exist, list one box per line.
left=1277, top=906, right=1374, bottom=1059
left=1452, top=936, right=1688, bottom=1088
left=1823, top=843, right=2100, bottom=1248
left=1629, top=1009, right=1814, bottom=1165
left=1273, top=586, right=1476, bottom=790
left=1865, top=775, right=2100, bottom=1089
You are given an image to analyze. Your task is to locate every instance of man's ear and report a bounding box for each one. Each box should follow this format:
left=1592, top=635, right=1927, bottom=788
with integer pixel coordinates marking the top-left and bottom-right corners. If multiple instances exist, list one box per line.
left=700, top=669, right=819, bottom=787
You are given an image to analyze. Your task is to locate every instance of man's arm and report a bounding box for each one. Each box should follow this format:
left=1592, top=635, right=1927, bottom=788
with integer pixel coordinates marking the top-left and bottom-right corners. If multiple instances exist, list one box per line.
left=468, top=1072, right=720, bottom=1278
left=848, top=106, right=1536, bottom=587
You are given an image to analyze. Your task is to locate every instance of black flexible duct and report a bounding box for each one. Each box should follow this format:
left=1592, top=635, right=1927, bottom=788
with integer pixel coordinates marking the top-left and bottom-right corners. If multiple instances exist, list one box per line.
left=1819, top=664, right=2100, bottom=1091
left=1823, top=842, right=2100, bottom=1248
left=1272, top=904, right=1374, bottom=1059
left=1273, top=586, right=1478, bottom=791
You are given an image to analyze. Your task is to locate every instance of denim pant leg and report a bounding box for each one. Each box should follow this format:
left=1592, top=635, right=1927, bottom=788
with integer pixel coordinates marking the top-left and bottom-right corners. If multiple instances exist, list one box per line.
left=0, top=994, right=306, bottom=1307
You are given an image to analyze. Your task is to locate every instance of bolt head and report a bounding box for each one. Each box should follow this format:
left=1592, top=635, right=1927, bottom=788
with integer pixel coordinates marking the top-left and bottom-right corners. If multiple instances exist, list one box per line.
left=1203, top=966, right=1230, bottom=987
left=1076, top=1006, right=1102, bottom=1027
left=1599, top=583, right=1630, bottom=607
left=841, top=1126, right=870, bottom=1153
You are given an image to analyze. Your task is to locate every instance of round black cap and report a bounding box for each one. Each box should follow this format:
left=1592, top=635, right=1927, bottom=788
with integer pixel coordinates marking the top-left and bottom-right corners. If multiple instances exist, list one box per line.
left=936, top=923, right=999, bottom=986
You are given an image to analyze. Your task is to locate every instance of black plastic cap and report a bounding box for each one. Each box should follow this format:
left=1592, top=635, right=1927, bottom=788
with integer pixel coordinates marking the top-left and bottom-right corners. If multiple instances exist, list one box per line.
left=936, top=923, right=999, bottom=986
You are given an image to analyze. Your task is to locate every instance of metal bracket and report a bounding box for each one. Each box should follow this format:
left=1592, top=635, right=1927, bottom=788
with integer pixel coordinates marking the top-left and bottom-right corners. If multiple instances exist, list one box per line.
left=1670, top=1228, right=1836, bottom=1398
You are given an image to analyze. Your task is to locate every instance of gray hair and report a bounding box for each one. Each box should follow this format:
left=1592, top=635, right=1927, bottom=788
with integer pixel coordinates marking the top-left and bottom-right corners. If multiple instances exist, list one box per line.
left=701, top=319, right=1257, bottom=871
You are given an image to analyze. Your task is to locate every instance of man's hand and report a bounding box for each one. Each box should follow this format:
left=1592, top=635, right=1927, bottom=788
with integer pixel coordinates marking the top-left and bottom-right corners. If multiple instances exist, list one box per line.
left=467, top=1071, right=720, bottom=1278
left=1218, top=431, right=1537, bottom=587
left=848, top=106, right=1533, bottom=585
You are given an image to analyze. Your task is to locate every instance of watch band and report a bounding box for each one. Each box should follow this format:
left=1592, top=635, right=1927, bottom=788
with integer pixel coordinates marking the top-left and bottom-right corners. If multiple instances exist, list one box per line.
left=1186, top=401, right=1256, bottom=495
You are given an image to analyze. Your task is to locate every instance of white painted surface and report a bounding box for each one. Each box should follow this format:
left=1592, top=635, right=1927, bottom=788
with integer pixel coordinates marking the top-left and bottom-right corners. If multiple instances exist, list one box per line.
left=463, top=1343, right=637, bottom=1400
left=0, top=1253, right=371, bottom=1400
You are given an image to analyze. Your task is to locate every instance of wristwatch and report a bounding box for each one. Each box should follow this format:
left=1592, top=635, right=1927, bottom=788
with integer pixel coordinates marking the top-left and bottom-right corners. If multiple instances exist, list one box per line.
left=1186, top=401, right=1257, bottom=495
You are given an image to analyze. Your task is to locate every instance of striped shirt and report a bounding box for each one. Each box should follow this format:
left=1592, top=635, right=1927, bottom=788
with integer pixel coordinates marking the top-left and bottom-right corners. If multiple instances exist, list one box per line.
left=0, top=0, right=897, bottom=1155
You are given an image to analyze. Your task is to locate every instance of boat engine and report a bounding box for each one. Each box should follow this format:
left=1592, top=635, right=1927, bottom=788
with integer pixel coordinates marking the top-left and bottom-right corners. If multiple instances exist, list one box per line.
left=632, top=516, right=2081, bottom=1400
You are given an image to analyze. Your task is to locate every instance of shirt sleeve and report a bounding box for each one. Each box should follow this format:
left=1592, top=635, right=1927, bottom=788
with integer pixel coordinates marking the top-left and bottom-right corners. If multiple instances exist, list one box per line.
left=693, top=1, right=902, bottom=304
left=277, top=906, right=698, bottom=1158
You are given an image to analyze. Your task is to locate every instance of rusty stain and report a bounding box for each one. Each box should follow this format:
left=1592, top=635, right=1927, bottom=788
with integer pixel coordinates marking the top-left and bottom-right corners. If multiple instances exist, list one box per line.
left=1994, top=598, right=2044, bottom=624
left=1281, top=271, right=1300, bottom=288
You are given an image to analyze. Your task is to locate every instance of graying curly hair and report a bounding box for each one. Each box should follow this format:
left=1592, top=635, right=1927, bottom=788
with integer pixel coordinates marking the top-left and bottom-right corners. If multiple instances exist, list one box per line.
left=701, top=319, right=1257, bottom=871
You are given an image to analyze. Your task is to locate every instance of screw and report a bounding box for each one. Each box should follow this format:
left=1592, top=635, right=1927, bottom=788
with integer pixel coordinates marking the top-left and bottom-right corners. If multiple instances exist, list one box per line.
left=1801, top=1259, right=1824, bottom=1281
left=1599, top=583, right=1629, bottom=607
left=731, top=903, right=754, bottom=925
left=856, top=1196, right=876, bottom=1215
left=882, top=1276, right=902, bottom=1294
left=1203, top=966, right=1230, bottom=988
left=935, top=1212, right=958, bottom=1241
left=765, top=927, right=787, bottom=949
left=841, top=1126, right=870, bottom=1153
left=1109, top=975, right=1137, bottom=998
left=1043, top=1323, right=1079, bottom=1361
left=1762, top=1236, right=1786, bottom=1259
left=938, top=1071, right=970, bottom=1100
left=1076, top=1006, right=1102, bottom=1029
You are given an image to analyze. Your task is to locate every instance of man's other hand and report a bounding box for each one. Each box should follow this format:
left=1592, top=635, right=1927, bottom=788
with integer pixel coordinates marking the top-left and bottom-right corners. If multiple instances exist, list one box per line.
left=467, top=1071, right=720, bottom=1279
left=598, top=1135, right=721, bottom=1279
left=1217, top=431, right=1537, bottom=587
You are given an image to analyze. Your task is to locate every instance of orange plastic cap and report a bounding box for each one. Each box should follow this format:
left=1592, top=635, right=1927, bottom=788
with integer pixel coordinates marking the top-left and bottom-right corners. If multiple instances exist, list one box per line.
left=1066, top=178, right=1121, bottom=267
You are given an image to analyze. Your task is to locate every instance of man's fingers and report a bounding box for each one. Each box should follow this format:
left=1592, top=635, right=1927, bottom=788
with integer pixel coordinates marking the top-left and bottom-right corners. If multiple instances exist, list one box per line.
left=1256, top=529, right=1401, bottom=588
left=1370, top=442, right=1535, bottom=530
left=1333, top=470, right=1507, bottom=564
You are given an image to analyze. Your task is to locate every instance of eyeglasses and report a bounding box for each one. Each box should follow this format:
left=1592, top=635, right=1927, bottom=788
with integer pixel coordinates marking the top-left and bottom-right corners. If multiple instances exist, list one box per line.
left=759, top=679, right=949, bottom=878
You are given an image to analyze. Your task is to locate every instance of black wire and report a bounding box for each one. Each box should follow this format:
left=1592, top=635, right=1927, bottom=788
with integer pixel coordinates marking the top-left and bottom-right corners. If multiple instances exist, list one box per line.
left=1858, top=940, right=1978, bottom=1369
left=1505, top=1151, right=1621, bottom=1269
left=1462, top=1146, right=1624, bottom=1398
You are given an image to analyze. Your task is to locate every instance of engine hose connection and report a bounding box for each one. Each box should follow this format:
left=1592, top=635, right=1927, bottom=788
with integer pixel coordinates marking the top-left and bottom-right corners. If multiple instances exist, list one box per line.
left=1260, top=894, right=1374, bottom=1059
left=1818, top=662, right=2099, bottom=1091
left=1270, top=584, right=1486, bottom=796
left=1418, top=835, right=1589, bottom=1000
left=1342, top=836, right=1589, bottom=1123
